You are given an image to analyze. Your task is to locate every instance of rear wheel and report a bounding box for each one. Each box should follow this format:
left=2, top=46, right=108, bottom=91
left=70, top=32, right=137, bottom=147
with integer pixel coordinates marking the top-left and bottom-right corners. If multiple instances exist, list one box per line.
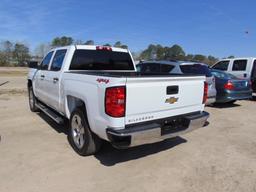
left=68, top=108, right=102, bottom=156
left=28, top=87, right=39, bottom=112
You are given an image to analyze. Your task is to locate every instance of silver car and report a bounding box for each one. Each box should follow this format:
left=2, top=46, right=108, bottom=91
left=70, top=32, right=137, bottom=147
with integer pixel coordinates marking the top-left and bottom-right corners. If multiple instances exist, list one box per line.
left=136, top=61, right=217, bottom=105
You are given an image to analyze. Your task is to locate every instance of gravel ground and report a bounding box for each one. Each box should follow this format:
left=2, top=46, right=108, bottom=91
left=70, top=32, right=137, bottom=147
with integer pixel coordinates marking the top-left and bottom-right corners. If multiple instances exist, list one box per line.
left=0, top=68, right=256, bottom=192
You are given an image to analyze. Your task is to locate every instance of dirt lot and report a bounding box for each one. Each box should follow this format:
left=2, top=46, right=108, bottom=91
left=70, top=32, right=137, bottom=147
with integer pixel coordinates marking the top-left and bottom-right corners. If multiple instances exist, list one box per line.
left=1, top=67, right=256, bottom=192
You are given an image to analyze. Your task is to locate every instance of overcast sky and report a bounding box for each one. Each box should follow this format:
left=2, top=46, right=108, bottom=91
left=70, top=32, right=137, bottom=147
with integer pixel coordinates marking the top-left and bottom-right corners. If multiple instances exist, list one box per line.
left=0, top=0, right=255, bottom=58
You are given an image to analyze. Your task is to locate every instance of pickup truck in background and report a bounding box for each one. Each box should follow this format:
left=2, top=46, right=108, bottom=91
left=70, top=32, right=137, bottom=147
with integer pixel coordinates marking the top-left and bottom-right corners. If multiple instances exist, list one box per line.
left=212, top=57, right=256, bottom=94
left=27, top=45, right=209, bottom=156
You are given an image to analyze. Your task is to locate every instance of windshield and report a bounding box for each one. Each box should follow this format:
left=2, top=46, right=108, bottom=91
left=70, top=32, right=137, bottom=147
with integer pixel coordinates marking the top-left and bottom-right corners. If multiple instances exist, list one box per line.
left=180, top=64, right=212, bottom=77
left=70, top=50, right=135, bottom=70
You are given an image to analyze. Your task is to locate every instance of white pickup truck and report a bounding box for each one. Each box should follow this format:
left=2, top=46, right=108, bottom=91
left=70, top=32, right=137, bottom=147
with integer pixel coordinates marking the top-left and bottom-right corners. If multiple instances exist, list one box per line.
left=27, top=45, right=209, bottom=156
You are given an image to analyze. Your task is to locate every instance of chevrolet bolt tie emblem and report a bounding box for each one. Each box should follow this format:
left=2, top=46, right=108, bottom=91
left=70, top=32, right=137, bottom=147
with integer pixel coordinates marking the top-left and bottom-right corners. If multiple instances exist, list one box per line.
left=165, top=97, right=179, bottom=104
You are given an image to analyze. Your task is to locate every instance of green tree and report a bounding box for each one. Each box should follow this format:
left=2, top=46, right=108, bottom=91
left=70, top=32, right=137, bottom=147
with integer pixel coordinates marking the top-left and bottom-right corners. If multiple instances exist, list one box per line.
left=155, top=45, right=165, bottom=59
left=13, top=43, right=30, bottom=66
left=113, top=41, right=128, bottom=49
left=114, top=41, right=122, bottom=48
left=103, top=43, right=111, bottom=46
left=140, top=44, right=158, bottom=60
left=207, top=55, right=218, bottom=65
left=165, top=44, right=185, bottom=59
left=185, top=54, right=194, bottom=61
left=193, top=54, right=206, bottom=62
left=0, top=52, right=7, bottom=66
left=227, top=55, right=235, bottom=59
left=0, top=40, right=13, bottom=66
left=84, top=40, right=94, bottom=45
left=51, top=36, right=74, bottom=47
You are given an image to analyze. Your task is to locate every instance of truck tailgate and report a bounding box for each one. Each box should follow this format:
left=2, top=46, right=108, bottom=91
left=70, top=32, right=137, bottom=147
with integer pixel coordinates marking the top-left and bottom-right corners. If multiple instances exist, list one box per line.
left=125, top=76, right=205, bottom=125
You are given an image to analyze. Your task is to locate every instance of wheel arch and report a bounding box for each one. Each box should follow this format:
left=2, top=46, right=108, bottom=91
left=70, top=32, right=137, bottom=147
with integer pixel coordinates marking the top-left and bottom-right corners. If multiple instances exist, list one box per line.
left=65, top=95, right=87, bottom=119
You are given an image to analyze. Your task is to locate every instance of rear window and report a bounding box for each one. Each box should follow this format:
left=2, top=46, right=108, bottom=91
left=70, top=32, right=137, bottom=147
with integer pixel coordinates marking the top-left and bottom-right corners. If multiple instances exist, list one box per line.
left=137, top=63, right=161, bottom=73
left=232, top=60, right=247, bottom=71
left=180, top=64, right=212, bottom=77
left=161, top=64, right=175, bottom=73
left=137, top=63, right=175, bottom=73
left=70, top=50, right=134, bottom=70
left=212, top=61, right=229, bottom=71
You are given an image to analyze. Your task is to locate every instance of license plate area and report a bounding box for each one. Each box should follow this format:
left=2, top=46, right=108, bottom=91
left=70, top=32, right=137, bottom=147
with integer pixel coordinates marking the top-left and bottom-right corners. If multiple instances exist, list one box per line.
left=161, top=118, right=190, bottom=135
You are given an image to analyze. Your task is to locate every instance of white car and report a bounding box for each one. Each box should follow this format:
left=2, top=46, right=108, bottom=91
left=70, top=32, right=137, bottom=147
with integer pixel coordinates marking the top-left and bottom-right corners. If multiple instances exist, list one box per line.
left=27, top=45, right=209, bottom=156
left=137, top=61, right=217, bottom=105
left=212, top=57, right=256, bottom=94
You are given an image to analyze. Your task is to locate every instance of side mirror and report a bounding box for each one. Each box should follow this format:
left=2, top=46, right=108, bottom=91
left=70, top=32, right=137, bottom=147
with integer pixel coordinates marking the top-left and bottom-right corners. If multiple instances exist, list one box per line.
left=28, top=61, right=38, bottom=69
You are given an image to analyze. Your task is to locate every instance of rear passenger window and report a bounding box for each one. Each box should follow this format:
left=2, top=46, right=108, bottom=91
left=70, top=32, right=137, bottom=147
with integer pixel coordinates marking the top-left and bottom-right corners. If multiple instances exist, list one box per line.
left=41, top=51, right=53, bottom=70
left=212, top=61, right=229, bottom=71
left=140, top=63, right=161, bottom=73
left=161, top=64, right=175, bottom=73
left=180, top=64, right=212, bottom=77
left=232, top=60, right=247, bottom=71
left=50, top=49, right=67, bottom=71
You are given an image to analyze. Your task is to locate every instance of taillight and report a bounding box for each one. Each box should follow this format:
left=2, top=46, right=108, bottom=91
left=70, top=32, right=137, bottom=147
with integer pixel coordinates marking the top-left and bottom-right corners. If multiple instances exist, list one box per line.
left=105, top=86, right=126, bottom=117
left=224, top=81, right=234, bottom=90
left=96, top=46, right=112, bottom=51
left=203, top=82, right=208, bottom=104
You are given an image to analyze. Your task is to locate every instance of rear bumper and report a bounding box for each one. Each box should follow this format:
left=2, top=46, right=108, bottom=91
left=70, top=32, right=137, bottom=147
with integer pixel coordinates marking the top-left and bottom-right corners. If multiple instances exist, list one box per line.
left=106, top=111, right=209, bottom=148
left=216, top=90, right=252, bottom=103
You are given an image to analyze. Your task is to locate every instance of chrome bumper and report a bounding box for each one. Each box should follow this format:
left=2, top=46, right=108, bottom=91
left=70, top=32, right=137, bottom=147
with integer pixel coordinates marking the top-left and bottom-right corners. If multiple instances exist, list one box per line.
left=107, top=111, right=209, bottom=148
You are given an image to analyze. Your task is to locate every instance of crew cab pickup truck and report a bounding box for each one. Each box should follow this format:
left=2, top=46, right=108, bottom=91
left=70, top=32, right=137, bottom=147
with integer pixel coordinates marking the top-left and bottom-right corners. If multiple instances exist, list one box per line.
left=27, top=45, right=209, bottom=156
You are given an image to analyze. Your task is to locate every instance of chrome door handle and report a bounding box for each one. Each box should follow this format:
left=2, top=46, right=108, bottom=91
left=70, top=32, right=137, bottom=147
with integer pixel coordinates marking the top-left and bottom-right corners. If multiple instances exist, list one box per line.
left=53, top=77, right=59, bottom=83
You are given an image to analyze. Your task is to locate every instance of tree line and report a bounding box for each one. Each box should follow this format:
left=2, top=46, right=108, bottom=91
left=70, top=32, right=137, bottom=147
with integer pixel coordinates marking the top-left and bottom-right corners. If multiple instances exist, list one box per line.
left=137, top=44, right=219, bottom=65
left=0, top=36, right=232, bottom=67
left=0, top=41, right=30, bottom=66
left=0, top=37, right=129, bottom=66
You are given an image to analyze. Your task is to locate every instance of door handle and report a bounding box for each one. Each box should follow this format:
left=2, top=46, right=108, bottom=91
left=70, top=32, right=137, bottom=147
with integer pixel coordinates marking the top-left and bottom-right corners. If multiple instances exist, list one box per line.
left=40, top=75, right=45, bottom=80
left=53, top=77, right=59, bottom=83
left=167, top=86, right=179, bottom=95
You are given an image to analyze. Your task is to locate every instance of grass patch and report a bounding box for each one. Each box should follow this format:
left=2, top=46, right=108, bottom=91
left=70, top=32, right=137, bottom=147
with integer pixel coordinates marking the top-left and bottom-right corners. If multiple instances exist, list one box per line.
left=0, top=89, right=27, bottom=96
left=0, top=71, right=28, bottom=76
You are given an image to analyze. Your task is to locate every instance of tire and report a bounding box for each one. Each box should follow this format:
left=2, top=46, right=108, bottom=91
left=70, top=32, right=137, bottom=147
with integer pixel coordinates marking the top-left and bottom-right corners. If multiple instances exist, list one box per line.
left=28, top=87, right=39, bottom=112
left=68, top=108, right=102, bottom=156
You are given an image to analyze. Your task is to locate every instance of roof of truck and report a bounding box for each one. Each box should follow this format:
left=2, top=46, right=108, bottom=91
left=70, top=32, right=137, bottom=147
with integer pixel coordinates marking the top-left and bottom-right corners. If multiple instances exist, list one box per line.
left=219, top=57, right=256, bottom=61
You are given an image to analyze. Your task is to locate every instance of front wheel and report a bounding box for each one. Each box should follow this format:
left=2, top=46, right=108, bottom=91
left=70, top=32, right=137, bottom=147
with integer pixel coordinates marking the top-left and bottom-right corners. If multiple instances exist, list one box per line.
left=68, top=108, right=102, bottom=156
left=28, top=87, right=39, bottom=112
